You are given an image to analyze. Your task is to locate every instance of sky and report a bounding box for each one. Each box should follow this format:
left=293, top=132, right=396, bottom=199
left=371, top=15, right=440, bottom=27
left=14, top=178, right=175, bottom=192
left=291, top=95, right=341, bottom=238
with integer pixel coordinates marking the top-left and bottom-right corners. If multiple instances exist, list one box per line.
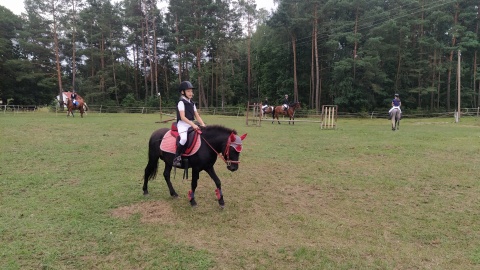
left=0, top=0, right=276, bottom=16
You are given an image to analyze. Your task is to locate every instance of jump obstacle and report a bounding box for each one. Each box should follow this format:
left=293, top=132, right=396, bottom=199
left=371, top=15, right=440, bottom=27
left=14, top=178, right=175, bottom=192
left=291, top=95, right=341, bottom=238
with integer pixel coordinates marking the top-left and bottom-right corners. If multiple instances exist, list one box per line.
left=321, top=105, right=337, bottom=129
left=246, top=102, right=338, bottom=129
left=245, top=102, right=262, bottom=126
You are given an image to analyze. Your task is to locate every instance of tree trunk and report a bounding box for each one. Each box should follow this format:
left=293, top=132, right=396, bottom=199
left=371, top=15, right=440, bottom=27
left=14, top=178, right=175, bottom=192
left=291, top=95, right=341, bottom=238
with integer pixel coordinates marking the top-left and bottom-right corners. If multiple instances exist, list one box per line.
left=100, top=34, right=105, bottom=97
left=153, top=16, right=159, bottom=97
left=110, top=31, right=118, bottom=105
left=395, top=29, right=402, bottom=92
left=310, top=26, right=314, bottom=109
left=175, top=14, right=182, bottom=82
left=247, top=12, right=252, bottom=102
left=437, top=56, right=442, bottom=109
left=353, top=6, right=358, bottom=80
left=292, top=33, right=298, bottom=101
left=141, top=21, right=148, bottom=103
left=447, top=3, right=459, bottom=111
left=431, top=49, right=436, bottom=110
left=133, top=43, right=139, bottom=99
left=71, top=0, right=77, bottom=91
left=196, top=49, right=207, bottom=108
left=52, top=1, right=63, bottom=101
left=314, top=5, right=320, bottom=112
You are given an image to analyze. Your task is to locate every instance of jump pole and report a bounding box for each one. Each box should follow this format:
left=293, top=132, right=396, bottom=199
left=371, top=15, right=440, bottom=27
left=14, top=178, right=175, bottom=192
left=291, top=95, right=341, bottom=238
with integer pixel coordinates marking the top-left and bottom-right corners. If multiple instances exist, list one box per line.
left=321, top=105, right=338, bottom=129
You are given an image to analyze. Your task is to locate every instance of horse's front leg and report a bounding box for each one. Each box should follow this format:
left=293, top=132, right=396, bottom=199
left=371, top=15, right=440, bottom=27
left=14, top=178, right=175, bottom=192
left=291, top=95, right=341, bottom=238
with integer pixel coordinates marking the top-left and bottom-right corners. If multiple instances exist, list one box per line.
left=188, top=169, right=200, bottom=207
left=204, top=167, right=225, bottom=208
left=163, top=163, right=178, bottom=197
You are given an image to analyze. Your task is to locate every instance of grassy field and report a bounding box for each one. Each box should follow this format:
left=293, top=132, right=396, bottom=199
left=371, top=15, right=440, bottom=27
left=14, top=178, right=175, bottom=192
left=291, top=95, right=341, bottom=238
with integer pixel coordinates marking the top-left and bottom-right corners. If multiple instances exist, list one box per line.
left=1, top=111, right=479, bottom=269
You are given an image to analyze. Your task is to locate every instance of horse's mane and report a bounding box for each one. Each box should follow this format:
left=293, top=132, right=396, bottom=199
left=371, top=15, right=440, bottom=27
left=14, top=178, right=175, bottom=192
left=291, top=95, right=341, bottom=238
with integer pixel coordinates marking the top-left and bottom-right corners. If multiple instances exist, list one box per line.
left=202, top=125, right=237, bottom=135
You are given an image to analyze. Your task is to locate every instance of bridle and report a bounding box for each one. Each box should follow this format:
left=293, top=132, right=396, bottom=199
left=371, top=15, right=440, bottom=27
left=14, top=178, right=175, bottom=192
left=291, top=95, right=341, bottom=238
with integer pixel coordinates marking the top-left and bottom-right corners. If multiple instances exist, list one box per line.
left=201, top=132, right=242, bottom=166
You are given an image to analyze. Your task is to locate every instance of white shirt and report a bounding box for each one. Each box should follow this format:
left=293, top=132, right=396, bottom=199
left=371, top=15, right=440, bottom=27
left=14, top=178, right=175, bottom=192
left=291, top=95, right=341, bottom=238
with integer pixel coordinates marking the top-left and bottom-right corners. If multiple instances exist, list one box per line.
left=177, top=97, right=197, bottom=137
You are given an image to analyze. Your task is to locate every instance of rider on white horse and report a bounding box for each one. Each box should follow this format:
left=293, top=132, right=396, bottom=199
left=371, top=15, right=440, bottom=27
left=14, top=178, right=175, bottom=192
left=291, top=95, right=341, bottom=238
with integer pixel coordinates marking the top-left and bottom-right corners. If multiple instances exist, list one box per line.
left=388, top=93, right=401, bottom=118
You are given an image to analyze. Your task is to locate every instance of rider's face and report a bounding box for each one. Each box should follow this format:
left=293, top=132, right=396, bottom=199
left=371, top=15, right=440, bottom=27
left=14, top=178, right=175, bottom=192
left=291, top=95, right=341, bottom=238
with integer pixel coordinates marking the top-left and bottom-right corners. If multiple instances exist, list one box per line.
left=184, top=89, right=194, bottom=99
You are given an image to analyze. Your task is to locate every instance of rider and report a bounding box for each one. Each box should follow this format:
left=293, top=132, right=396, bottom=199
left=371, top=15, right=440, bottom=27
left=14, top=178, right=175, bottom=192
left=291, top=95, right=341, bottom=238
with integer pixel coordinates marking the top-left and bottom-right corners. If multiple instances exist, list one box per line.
left=282, top=94, right=289, bottom=111
left=71, top=90, right=78, bottom=107
left=388, top=93, right=402, bottom=117
left=173, top=81, right=206, bottom=168
left=262, top=97, right=268, bottom=112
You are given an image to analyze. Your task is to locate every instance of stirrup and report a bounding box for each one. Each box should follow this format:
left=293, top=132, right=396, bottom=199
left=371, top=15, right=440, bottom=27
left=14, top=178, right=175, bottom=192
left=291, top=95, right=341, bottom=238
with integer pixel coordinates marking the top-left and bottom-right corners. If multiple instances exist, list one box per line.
left=172, top=156, right=182, bottom=167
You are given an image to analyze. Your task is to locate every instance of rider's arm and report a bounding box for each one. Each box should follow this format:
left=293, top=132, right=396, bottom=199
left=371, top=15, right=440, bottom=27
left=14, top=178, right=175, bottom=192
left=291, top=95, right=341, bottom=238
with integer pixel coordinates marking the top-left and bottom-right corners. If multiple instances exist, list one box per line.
left=194, top=111, right=206, bottom=127
left=179, top=110, right=200, bottom=130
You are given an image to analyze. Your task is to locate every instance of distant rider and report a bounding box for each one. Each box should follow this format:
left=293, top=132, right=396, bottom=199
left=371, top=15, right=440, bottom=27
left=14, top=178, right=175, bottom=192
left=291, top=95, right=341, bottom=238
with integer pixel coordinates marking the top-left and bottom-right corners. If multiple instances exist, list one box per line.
left=262, top=97, right=268, bottom=112
left=71, top=91, right=78, bottom=107
left=282, top=94, right=289, bottom=111
left=388, top=93, right=401, bottom=118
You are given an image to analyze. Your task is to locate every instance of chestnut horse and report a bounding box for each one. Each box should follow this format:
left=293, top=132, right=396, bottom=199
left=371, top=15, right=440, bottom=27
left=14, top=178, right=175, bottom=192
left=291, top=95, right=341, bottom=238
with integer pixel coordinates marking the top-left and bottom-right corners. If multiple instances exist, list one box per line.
left=272, top=102, right=301, bottom=124
left=65, top=97, right=85, bottom=118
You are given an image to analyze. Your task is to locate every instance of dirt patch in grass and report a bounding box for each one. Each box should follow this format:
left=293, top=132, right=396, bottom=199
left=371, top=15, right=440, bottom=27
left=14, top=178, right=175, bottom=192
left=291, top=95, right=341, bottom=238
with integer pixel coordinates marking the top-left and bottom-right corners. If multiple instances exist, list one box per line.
left=111, top=201, right=177, bottom=224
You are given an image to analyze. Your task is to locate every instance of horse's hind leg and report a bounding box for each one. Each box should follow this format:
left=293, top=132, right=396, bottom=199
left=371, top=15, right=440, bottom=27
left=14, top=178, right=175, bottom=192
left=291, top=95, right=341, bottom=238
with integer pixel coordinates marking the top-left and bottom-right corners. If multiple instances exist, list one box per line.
left=143, top=157, right=158, bottom=195
left=162, top=164, right=178, bottom=197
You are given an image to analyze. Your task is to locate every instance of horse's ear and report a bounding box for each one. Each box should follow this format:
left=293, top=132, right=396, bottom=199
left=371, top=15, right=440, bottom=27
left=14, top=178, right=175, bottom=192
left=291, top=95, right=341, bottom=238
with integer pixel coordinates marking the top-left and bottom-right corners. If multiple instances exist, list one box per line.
left=240, top=133, right=247, bottom=140
left=230, top=133, right=236, bottom=142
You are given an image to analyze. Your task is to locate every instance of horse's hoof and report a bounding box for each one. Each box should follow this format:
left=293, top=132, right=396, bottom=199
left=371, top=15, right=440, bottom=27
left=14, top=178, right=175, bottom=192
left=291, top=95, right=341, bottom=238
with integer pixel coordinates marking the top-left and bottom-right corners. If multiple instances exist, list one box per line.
left=190, top=198, right=197, bottom=207
left=143, top=191, right=149, bottom=196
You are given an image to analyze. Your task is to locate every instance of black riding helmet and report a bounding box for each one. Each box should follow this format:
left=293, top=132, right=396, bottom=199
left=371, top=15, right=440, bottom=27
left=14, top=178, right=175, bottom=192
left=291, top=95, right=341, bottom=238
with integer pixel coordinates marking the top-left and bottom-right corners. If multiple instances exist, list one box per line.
left=179, top=81, right=195, bottom=93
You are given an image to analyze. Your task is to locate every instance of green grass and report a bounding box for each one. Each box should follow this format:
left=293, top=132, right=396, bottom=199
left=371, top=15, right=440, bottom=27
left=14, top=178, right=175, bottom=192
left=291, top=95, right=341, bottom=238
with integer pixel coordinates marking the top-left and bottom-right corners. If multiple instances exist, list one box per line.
left=1, top=111, right=479, bottom=269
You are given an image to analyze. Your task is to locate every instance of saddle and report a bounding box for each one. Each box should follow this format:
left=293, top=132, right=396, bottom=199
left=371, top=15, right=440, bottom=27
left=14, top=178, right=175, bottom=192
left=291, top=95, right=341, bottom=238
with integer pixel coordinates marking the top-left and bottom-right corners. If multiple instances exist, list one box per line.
left=160, top=123, right=202, bottom=156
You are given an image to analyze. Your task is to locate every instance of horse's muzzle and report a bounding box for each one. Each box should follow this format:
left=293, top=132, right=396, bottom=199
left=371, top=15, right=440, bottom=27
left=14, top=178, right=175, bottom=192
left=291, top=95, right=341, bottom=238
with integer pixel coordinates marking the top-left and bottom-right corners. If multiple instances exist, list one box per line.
left=227, top=165, right=238, bottom=172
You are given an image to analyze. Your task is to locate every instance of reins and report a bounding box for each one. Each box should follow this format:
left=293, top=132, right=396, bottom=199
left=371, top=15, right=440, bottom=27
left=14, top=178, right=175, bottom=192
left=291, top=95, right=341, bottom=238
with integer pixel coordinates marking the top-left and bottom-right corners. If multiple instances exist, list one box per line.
left=201, top=134, right=240, bottom=166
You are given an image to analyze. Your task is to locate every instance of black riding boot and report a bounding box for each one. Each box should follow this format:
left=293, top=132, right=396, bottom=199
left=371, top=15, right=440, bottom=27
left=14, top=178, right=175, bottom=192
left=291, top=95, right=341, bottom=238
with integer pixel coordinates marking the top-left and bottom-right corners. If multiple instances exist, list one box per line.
left=173, top=143, right=186, bottom=168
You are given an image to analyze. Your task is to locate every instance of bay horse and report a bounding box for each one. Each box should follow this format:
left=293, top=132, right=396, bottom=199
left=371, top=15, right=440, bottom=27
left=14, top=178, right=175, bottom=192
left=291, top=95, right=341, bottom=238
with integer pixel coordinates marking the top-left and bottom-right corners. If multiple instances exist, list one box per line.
left=390, top=107, right=401, bottom=131
left=142, top=125, right=247, bottom=208
left=65, top=97, right=85, bottom=118
left=272, top=102, right=301, bottom=124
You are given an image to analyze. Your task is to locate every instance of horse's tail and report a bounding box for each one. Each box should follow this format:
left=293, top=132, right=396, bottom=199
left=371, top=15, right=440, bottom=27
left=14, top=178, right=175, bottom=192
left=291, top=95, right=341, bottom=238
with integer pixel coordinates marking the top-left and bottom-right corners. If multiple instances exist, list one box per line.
left=145, top=138, right=160, bottom=181
left=83, top=103, right=89, bottom=111
left=144, top=129, right=167, bottom=182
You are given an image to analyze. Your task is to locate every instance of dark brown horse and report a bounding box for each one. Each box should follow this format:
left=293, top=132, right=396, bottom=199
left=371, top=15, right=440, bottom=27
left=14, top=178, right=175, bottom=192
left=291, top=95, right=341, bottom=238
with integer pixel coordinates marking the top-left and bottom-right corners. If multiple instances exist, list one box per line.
left=65, top=97, right=85, bottom=118
left=272, top=102, right=301, bottom=124
left=143, top=125, right=247, bottom=208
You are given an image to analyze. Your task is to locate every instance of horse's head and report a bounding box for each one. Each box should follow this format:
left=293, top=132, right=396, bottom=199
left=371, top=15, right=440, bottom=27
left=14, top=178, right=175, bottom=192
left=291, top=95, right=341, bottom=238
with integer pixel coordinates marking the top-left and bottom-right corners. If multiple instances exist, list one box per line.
left=293, top=102, right=301, bottom=109
left=225, top=132, right=247, bottom=172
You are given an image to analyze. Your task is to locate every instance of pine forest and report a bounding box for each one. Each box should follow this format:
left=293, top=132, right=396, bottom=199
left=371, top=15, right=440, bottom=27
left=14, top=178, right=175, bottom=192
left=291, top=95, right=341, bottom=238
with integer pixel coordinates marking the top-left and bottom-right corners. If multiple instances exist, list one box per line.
left=1, top=0, right=479, bottom=113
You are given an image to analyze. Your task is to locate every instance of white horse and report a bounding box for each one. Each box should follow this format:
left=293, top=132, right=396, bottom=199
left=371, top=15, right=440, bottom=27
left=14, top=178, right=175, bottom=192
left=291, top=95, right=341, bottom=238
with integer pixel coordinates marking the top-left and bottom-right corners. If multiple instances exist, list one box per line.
left=390, top=107, right=401, bottom=131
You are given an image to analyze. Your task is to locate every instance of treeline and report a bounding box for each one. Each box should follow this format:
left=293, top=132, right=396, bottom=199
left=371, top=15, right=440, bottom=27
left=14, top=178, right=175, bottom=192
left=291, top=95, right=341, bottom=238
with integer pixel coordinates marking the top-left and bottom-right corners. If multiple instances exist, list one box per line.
left=0, top=0, right=479, bottom=113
